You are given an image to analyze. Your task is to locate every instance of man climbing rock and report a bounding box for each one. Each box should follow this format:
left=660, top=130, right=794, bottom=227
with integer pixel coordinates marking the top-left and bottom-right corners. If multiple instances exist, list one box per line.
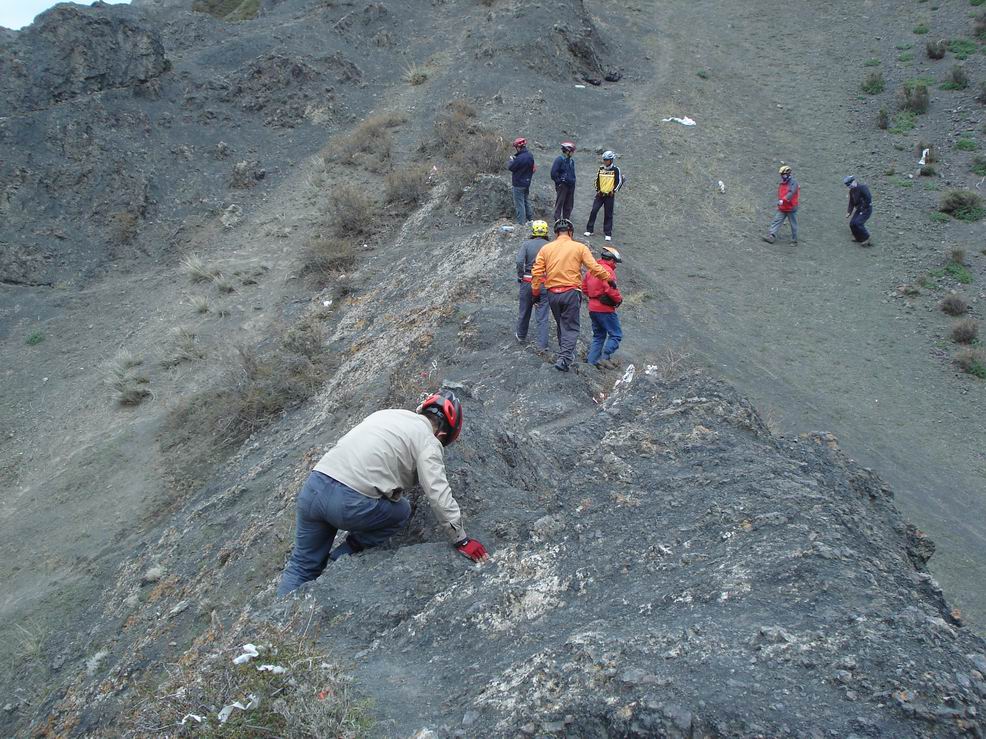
left=844, top=175, right=873, bottom=246
left=582, top=245, right=624, bottom=369
left=531, top=218, right=613, bottom=372
left=277, top=390, right=488, bottom=596
left=550, top=141, right=577, bottom=222
left=583, top=150, right=624, bottom=242
left=762, top=164, right=800, bottom=245
left=507, top=137, right=535, bottom=225
left=516, top=219, right=551, bottom=350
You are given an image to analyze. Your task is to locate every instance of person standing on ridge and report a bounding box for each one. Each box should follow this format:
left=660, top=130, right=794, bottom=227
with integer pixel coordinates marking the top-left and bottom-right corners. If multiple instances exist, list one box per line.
left=582, top=245, right=624, bottom=369
left=583, top=150, right=624, bottom=242
left=507, top=137, right=535, bottom=225
left=531, top=218, right=613, bottom=372
left=844, top=175, right=873, bottom=246
left=277, top=390, right=488, bottom=596
left=515, top=219, right=551, bottom=350
left=550, top=141, right=577, bottom=222
left=762, top=164, right=800, bottom=245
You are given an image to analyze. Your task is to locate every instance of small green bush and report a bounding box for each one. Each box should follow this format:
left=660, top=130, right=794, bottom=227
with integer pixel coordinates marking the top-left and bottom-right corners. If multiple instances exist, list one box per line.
left=956, top=137, right=979, bottom=151
left=25, top=330, right=44, bottom=346
left=949, top=38, right=978, bottom=58
left=862, top=72, right=885, bottom=94
left=913, top=22, right=930, bottom=34
left=945, top=262, right=974, bottom=284
left=919, top=164, right=937, bottom=176
left=864, top=58, right=881, bottom=67
left=951, top=319, right=980, bottom=344
left=891, top=111, right=917, bottom=133
left=954, top=348, right=986, bottom=378
left=940, top=65, right=969, bottom=90
left=696, top=69, right=709, bottom=79
left=975, top=11, right=986, bottom=39
left=940, top=189, right=985, bottom=220
left=877, top=107, right=890, bottom=129
left=971, top=155, right=986, bottom=176
left=898, top=51, right=916, bottom=62
left=941, top=294, right=970, bottom=315
left=930, top=211, right=950, bottom=223
left=902, top=82, right=930, bottom=113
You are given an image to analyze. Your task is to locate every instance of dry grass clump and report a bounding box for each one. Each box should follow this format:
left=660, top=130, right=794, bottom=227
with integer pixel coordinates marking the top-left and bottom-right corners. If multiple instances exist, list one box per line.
left=941, top=65, right=969, bottom=90
left=385, top=165, right=433, bottom=208
left=326, top=185, right=377, bottom=237
left=106, top=350, right=150, bottom=406
left=951, top=248, right=966, bottom=265
left=940, top=294, right=969, bottom=315
left=303, top=237, right=358, bottom=280
left=975, top=11, right=986, bottom=40
left=110, top=210, right=140, bottom=244
left=403, top=62, right=428, bottom=86
left=181, top=254, right=221, bottom=283
left=939, top=189, right=985, bottom=221
left=160, top=326, right=205, bottom=368
left=133, top=623, right=371, bottom=736
left=877, top=107, right=890, bottom=129
left=327, top=112, right=405, bottom=173
left=861, top=71, right=885, bottom=94
left=211, top=273, right=237, bottom=293
left=431, top=101, right=507, bottom=199
left=926, top=39, right=947, bottom=59
left=954, top=348, right=986, bottom=378
left=951, top=318, right=979, bottom=344
left=190, top=294, right=210, bottom=314
left=902, top=81, right=930, bottom=113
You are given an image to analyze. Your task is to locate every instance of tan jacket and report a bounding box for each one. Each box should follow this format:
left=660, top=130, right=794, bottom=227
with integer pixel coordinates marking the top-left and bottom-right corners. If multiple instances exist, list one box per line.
left=531, top=233, right=611, bottom=292
left=314, top=409, right=465, bottom=542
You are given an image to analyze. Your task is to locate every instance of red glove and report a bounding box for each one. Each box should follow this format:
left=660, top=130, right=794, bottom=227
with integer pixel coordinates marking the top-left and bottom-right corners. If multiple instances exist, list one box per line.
left=455, top=538, right=489, bottom=562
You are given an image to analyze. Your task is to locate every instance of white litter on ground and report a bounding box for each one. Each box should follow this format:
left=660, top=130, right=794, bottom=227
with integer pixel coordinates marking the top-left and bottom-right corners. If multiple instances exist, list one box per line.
left=218, top=695, right=259, bottom=724
left=256, top=664, right=287, bottom=674
left=662, top=116, right=696, bottom=126
left=179, top=714, right=203, bottom=725
left=718, top=180, right=726, bottom=193
left=919, top=148, right=930, bottom=166
left=574, top=84, right=586, bottom=89
left=232, top=644, right=260, bottom=665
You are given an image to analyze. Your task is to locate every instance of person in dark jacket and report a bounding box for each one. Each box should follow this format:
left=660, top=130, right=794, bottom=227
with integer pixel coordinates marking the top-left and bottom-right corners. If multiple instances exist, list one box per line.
left=508, top=137, right=535, bottom=225
left=583, top=150, right=624, bottom=242
left=844, top=175, right=873, bottom=246
left=550, top=141, right=577, bottom=222
left=515, top=220, right=551, bottom=349
left=582, top=246, right=624, bottom=369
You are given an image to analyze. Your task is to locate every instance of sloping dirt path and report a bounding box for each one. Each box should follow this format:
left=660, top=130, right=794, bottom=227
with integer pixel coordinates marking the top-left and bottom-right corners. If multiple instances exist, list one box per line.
left=593, top=0, right=986, bottom=629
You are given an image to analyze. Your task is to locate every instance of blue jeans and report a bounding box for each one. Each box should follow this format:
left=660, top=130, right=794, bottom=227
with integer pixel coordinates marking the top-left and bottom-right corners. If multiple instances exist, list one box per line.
left=850, top=208, right=871, bottom=241
left=512, top=186, right=531, bottom=224
left=517, top=282, right=550, bottom=349
left=277, top=471, right=411, bottom=595
left=587, top=311, right=623, bottom=365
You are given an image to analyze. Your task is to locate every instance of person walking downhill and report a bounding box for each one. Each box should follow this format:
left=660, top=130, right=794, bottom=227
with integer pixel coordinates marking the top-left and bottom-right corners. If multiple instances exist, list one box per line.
left=582, top=245, right=624, bottom=369
left=531, top=218, right=613, bottom=372
left=844, top=175, right=873, bottom=246
left=507, top=137, right=535, bottom=225
left=277, top=390, right=488, bottom=596
left=583, top=151, right=624, bottom=242
left=762, top=165, right=800, bottom=245
left=515, top=219, right=551, bottom=350
left=550, top=142, right=577, bottom=222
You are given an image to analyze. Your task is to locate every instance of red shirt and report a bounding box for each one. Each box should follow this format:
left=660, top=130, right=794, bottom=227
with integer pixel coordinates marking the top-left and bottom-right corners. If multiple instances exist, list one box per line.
left=582, top=260, right=622, bottom=313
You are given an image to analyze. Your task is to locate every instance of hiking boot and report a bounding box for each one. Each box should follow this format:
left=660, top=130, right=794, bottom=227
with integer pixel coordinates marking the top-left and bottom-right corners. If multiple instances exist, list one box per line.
left=791, top=239, right=798, bottom=246
left=860, top=238, right=872, bottom=247
left=600, top=358, right=618, bottom=369
left=583, top=231, right=593, bottom=237
left=761, top=234, right=775, bottom=244
left=515, top=333, right=524, bottom=344
left=604, top=235, right=612, bottom=242
left=554, top=362, right=569, bottom=372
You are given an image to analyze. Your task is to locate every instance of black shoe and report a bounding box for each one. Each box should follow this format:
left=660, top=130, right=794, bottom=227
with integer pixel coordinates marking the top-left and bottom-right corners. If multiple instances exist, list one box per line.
left=554, top=362, right=569, bottom=372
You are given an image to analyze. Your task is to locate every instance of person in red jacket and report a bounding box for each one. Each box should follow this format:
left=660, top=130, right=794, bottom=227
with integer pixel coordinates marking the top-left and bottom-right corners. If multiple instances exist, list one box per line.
left=582, top=246, right=624, bottom=369
left=762, top=164, right=799, bottom=245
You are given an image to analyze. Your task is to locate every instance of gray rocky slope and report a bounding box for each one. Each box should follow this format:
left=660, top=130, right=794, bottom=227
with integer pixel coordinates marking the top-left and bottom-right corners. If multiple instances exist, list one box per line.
left=2, top=0, right=986, bottom=736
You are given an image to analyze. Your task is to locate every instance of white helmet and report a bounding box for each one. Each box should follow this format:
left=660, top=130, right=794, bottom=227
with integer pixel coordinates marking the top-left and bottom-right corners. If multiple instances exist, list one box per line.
left=602, top=150, right=616, bottom=161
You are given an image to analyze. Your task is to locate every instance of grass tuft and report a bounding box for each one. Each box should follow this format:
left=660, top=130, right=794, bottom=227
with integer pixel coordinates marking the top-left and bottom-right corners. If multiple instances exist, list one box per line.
left=940, top=65, right=969, bottom=90
left=951, top=318, right=980, bottom=343
left=901, top=81, right=930, bottom=113
left=106, top=350, right=151, bottom=405
left=940, top=189, right=985, bottom=221
left=940, top=294, right=970, bottom=315
left=182, top=254, right=221, bottom=283
left=890, top=110, right=917, bottom=133
left=956, top=137, right=979, bottom=151
left=190, top=295, right=210, bottom=314
left=25, top=330, right=44, bottom=346
left=385, top=165, right=433, bottom=209
left=403, top=62, right=428, bottom=86
left=954, top=348, right=986, bottom=378
left=862, top=71, right=885, bottom=94
left=926, top=39, right=947, bottom=59
left=913, top=22, right=930, bottom=35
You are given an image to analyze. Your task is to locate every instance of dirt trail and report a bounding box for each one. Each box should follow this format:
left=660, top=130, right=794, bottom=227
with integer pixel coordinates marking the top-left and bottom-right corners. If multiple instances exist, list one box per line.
left=593, top=0, right=986, bottom=629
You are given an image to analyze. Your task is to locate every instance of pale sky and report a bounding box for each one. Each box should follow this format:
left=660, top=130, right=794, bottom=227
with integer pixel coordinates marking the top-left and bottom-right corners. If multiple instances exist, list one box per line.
left=1, top=0, right=131, bottom=30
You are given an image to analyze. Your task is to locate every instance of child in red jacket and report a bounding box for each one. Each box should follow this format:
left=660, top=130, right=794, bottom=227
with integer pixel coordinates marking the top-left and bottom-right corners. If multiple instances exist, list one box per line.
left=582, top=246, right=623, bottom=368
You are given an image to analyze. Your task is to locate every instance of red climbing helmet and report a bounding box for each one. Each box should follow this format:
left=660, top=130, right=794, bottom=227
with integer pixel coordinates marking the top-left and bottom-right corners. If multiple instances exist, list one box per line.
left=418, top=389, right=463, bottom=445
left=513, top=137, right=527, bottom=148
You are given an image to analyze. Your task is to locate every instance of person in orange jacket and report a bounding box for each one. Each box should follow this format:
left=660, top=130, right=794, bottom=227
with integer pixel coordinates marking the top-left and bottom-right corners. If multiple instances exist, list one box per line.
left=762, top=164, right=799, bottom=245
left=531, top=218, right=613, bottom=372
left=582, top=246, right=623, bottom=369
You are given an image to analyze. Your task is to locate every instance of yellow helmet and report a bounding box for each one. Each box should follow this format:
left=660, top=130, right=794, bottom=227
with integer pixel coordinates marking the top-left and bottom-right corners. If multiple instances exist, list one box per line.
left=530, top=220, right=549, bottom=238
left=778, top=165, right=792, bottom=175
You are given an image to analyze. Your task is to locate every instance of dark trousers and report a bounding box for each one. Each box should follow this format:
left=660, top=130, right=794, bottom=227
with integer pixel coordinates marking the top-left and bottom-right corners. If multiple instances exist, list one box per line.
left=850, top=208, right=872, bottom=241
left=512, top=186, right=532, bottom=224
left=586, top=194, right=615, bottom=236
left=517, top=282, right=550, bottom=349
left=277, top=471, right=411, bottom=595
left=547, top=289, right=582, bottom=369
left=587, top=311, right=623, bottom=365
left=553, top=182, right=575, bottom=221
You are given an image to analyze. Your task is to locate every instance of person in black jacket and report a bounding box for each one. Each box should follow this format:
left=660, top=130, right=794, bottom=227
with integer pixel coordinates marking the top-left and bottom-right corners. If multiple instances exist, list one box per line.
left=583, top=150, right=624, bottom=241
left=508, top=137, right=535, bottom=225
left=550, top=141, right=577, bottom=221
left=515, top=220, right=551, bottom=349
left=844, top=175, right=873, bottom=246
